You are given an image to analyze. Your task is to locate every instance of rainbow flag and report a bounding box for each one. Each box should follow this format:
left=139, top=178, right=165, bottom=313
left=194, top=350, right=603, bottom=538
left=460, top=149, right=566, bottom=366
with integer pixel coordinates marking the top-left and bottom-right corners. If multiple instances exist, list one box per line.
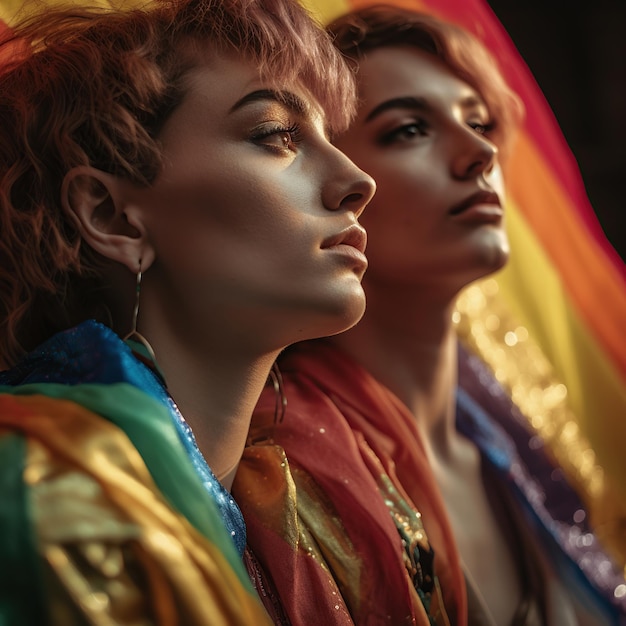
left=2, top=0, right=624, bottom=565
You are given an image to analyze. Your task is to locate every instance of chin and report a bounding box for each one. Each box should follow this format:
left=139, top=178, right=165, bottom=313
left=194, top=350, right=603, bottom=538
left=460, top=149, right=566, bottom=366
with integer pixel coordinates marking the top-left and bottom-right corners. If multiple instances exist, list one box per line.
left=308, top=287, right=367, bottom=340
left=485, top=244, right=510, bottom=272
left=270, top=281, right=366, bottom=349
left=453, top=242, right=510, bottom=292
left=473, top=228, right=510, bottom=271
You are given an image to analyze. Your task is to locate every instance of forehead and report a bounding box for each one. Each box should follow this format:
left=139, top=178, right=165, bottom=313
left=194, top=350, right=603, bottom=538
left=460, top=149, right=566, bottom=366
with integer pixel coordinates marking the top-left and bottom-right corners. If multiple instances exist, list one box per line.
left=170, top=52, right=325, bottom=128
left=356, top=45, right=486, bottom=114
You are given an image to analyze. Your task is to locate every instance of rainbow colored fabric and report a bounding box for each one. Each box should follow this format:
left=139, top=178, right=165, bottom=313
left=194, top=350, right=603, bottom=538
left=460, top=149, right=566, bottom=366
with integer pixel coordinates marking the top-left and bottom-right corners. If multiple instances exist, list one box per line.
left=0, top=321, right=271, bottom=624
left=1, top=0, right=624, bottom=564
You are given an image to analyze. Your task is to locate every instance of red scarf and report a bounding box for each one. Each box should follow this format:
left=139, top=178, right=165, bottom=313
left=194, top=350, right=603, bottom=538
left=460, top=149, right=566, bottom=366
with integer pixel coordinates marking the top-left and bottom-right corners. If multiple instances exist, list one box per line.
left=233, top=340, right=466, bottom=625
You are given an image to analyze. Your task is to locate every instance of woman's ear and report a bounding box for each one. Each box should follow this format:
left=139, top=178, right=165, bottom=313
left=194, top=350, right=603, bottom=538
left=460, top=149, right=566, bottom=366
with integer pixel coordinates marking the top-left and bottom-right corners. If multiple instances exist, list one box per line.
left=61, top=166, right=155, bottom=272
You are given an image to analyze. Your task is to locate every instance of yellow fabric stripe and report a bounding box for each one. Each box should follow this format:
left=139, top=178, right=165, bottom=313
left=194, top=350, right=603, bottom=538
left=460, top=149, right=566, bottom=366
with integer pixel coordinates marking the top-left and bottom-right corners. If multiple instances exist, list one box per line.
left=300, top=0, right=350, bottom=23
left=456, top=277, right=626, bottom=569
left=302, top=0, right=430, bottom=25
left=497, top=200, right=626, bottom=497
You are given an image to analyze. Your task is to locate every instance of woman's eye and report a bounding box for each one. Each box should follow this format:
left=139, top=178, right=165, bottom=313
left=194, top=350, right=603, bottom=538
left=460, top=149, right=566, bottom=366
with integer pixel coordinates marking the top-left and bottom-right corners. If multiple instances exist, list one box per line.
left=380, top=120, right=428, bottom=145
left=468, top=120, right=493, bottom=135
left=252, top=123, right=303, bottom=153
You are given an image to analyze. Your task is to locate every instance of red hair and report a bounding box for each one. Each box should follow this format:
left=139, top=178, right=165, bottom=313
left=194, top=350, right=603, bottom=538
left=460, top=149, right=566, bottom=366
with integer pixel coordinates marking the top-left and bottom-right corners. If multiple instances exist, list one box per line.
left=0, top=0, right=357, bottom=365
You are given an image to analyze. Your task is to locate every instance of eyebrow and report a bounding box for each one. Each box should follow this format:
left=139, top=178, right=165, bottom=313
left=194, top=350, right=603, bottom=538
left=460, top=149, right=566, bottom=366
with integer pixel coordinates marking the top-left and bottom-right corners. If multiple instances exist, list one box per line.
left=364, top=96, right=429, bottom=122
left=229, top=88, right=309, bottom=117
left=364, top=94, right=488, bottom=123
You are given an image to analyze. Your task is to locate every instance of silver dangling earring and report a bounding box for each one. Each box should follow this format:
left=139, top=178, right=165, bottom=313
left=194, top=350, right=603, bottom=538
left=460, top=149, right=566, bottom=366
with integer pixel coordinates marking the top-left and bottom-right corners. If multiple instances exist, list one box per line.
left=268, top=361, right=287, bottom=424
left=246, top=361, right=287, bottom=446
left=124, top=261, right=156, bottom=361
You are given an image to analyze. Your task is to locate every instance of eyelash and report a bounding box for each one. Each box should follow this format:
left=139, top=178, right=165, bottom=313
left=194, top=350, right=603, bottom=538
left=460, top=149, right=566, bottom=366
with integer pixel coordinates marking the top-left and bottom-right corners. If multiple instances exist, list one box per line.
left=380, top=119, right=429, bottom=145
left=252, top=123, right=303, bottom=153
left=469, top=120, right=495, bottom=135
left=380, top=118, right=495, bottom=145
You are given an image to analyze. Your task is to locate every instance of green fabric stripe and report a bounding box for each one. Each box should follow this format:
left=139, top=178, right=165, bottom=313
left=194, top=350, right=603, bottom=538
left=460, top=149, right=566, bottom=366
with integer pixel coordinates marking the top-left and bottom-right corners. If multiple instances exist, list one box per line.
left=0, top=433, right=47, bottom=625
left=0, top=383, right=250, bottom=588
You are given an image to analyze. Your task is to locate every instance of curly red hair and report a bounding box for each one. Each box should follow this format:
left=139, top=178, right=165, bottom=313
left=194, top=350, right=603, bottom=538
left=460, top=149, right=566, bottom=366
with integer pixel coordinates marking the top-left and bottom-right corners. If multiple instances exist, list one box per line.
left=0, top=0, right=357, bottom=365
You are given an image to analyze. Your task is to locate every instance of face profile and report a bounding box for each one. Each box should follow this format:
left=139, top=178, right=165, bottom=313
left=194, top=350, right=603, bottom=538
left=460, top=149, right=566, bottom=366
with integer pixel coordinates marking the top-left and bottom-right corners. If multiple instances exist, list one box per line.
left=334, top=46, right=509, bottom=294
left=77, top=53, right=375, bottom=357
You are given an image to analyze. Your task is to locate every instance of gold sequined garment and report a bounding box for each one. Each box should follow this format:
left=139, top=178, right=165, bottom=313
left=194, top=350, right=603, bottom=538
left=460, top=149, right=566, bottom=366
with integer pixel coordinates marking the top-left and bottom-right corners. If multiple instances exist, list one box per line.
left=455, top=278, right=626, bottom=575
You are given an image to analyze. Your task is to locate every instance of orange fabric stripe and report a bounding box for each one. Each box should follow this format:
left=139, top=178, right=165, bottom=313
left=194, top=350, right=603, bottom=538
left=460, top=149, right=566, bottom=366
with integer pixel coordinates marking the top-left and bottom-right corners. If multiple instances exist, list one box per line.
left=507, top=136, right=626, bottom=377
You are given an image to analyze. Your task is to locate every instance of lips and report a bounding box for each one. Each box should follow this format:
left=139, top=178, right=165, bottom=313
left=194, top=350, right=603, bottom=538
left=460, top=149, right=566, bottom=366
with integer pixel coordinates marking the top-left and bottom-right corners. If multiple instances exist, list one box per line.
left=321, top=224, right=367, bottom=254
left=449, top=190, right=501, bottom=216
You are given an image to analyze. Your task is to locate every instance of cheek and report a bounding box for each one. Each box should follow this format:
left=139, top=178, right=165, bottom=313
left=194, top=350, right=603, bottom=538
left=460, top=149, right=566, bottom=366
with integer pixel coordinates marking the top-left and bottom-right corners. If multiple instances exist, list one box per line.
left=365, top=154, right=434, bottom=198
left=360, top=204, right=416, bottom=267
left=363, top=169, right=441, bottom=232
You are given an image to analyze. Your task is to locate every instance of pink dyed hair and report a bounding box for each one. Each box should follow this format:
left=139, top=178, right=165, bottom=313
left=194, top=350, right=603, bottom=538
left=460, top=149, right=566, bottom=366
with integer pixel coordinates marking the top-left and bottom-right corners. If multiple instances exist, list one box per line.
left=0, top=0, right=357, bottom=364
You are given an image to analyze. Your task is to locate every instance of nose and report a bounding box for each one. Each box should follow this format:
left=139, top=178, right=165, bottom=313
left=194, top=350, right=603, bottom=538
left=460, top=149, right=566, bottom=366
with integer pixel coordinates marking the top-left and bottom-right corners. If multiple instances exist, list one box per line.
left=451, top=128, right=498, bottom=180
left=323, top=147, right=376, bottom=218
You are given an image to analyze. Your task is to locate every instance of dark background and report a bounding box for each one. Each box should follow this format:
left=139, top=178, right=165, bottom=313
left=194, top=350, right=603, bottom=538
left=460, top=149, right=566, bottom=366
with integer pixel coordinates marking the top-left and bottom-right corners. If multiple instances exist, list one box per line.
left=486, top=1, right=625, bottom=262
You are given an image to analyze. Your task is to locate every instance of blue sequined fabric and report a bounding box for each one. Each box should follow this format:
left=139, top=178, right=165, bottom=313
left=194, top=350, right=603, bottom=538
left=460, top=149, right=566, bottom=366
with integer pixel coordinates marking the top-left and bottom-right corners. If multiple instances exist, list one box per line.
left=0, top=320, right=246, bottom=555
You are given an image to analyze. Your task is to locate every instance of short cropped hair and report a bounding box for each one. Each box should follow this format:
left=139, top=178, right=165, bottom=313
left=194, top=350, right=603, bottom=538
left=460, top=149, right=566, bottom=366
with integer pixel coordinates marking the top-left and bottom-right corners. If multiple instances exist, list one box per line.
left=0, top=0, right=357, bottom=365
left=328, top=5, right=523, bottom=155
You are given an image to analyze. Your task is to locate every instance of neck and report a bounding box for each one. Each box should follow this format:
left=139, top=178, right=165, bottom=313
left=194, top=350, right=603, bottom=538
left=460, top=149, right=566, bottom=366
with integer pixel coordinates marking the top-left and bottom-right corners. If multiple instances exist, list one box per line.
left=139, top=321, right=279, bottom=492
left=330, top=279, right=459, bottom=457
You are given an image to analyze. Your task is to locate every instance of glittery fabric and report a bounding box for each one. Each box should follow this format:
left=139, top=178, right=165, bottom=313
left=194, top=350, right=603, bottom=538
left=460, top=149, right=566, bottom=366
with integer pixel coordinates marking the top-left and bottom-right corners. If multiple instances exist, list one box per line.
left=243, top=337, right=626, bottom=626
left=0, top=320, right=246, bottom=554
left=236, top=431, right=450, bottom=626
left=457, top=345, right=626, bottom=622
left=455, top=279, right=626, bottom=570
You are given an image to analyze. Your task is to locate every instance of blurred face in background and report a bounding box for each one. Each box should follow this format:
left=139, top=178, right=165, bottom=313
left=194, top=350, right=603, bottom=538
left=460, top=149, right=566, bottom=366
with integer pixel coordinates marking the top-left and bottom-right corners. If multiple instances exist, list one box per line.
left=334, top=45, right=508, bottom=296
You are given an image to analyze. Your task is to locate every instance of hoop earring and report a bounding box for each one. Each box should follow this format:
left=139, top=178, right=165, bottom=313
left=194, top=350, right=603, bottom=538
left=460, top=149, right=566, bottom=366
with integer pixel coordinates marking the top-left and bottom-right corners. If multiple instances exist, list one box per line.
left=124, top=261, right=156, bottom=362
left=268, top=361, right=287, bottom=424
left=246, top=362, right=287, bottom=446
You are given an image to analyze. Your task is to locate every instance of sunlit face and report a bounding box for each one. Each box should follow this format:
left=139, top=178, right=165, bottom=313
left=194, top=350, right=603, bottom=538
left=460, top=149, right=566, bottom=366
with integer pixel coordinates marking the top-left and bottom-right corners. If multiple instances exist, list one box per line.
left=122, top=54, right=375, bottom=351
left=333, top=46, right=508, bottom=295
